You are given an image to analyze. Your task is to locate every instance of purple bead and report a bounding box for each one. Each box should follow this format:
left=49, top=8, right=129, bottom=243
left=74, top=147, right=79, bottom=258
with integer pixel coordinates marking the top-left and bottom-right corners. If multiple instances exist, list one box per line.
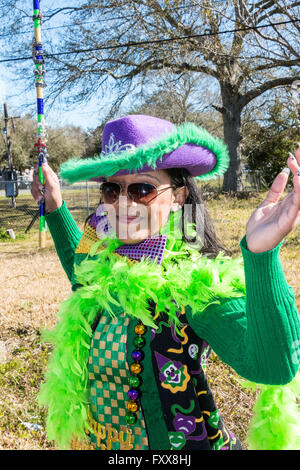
left=128, top=389, right=139, bottom=400
left=132, top=350, right=143, bottom=361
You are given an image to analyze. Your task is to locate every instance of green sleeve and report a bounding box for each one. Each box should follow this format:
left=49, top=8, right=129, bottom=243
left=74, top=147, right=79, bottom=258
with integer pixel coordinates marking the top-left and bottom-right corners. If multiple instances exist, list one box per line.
left=186, top=234, right=300, bottom=386
left=45, top=200, right=83, bottom=282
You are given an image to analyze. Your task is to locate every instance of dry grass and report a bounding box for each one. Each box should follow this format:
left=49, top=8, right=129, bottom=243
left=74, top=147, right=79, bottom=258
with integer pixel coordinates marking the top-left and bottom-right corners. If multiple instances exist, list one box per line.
left=0, top=190, right=299, bottom=450
left=0, top=233, right=71, bottom=450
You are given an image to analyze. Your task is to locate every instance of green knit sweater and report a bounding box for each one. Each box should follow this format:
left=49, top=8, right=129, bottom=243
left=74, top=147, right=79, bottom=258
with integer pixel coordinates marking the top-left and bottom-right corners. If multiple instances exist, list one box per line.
left=46, top=201, right=300, bottom=386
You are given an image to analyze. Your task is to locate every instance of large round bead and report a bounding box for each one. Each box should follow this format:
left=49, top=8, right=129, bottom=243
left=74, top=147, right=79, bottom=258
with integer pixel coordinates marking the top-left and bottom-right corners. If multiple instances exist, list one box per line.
left=125, top=411, right=137, bottom=425
left=130, top=362, right=142, bottom=375
left=132, top=350, right=144, bottom=361
left=127, top=401, right=139, bottom=412
left=128, top=375, right=141, bottom=388
left=128, top=389, right=139, bottom=400
left=133, top=336, right=145, bottom=348
left=135, top=324, right=147, bottom=335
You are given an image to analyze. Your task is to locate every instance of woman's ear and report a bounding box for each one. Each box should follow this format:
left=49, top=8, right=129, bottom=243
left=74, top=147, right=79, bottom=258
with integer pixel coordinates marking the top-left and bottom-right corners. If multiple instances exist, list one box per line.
left=171, top=186, right=189, bottom=212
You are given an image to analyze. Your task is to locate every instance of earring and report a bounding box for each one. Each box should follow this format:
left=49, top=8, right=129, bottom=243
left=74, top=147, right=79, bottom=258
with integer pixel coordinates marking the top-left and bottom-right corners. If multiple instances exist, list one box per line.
left=171, top=202, right=182, bottom=212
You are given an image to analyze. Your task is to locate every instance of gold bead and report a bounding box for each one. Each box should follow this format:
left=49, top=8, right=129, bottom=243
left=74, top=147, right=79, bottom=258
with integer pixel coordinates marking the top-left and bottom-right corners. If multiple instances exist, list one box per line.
left=127, top=401, right=139, bottom=412
left=130, top=363, right=142, bottom=374
left=134, top=324, right=147, bottom=335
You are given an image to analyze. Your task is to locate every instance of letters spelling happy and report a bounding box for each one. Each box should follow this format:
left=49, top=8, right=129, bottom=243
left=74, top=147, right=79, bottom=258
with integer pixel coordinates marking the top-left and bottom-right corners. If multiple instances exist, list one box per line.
left=88, top=416, right=134, bottom=450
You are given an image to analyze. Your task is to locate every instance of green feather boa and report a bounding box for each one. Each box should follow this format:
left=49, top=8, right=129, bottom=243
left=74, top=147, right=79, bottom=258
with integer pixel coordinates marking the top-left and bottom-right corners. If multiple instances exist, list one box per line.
left=240, top=372, right=300, bottom=450
left=38, top=215, right=300, bottom=450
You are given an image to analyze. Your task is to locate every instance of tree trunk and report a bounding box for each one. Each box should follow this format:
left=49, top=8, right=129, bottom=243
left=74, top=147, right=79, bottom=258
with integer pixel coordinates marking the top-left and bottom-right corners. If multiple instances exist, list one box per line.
left=220, top=87, right=244, bottom=192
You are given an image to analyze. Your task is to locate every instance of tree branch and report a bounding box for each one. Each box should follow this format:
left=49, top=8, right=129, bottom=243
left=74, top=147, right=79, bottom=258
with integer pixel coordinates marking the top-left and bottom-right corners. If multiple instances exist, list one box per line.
left=240, top=75, right=300, bottom=108
left=253, top=58, right=300, bottom=72
left=211, top=104, right=225, bottom=114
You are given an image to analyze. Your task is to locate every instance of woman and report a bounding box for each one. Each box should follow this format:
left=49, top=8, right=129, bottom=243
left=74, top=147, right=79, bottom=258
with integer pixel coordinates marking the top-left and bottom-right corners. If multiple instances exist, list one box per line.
left=31, top=115, right=300, bottom=450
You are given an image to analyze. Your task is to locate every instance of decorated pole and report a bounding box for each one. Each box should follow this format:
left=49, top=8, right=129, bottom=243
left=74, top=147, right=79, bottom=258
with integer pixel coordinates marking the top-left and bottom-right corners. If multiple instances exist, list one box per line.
left=32, top=0, right=48, bottom=248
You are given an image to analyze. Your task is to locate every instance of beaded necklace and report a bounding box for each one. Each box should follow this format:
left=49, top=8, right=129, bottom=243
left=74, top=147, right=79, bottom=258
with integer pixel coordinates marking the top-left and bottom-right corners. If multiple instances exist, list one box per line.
left=126, top=320, right=147, bottom=425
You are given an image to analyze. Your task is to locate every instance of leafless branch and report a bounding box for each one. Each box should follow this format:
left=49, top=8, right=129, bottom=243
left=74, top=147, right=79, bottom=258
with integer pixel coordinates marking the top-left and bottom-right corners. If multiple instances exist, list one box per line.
left=240, top=74, right=300, bottom=108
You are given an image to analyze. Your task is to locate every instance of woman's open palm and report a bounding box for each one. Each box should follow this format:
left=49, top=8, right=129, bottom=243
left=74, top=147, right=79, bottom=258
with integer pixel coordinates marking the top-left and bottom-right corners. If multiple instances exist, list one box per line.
left=246, top=146, right=300, bottom=253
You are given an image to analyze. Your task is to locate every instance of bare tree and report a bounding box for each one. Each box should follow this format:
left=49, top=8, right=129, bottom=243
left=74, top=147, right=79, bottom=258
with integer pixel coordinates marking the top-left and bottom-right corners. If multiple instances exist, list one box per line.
left=1, top=0, right=299, bottom=191
left=131, top=73, right=224, bottom=136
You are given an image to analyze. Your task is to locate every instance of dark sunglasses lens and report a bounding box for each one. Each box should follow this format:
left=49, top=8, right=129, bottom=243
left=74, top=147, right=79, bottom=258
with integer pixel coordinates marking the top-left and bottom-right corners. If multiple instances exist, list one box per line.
left=128, top=183, right=157, bottom=203
left=100, top=182, right=120, bottom=203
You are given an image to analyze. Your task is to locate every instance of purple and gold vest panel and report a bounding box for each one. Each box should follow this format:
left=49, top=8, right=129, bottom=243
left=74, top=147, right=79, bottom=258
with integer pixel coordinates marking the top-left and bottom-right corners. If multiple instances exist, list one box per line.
left=149, top=307, right=242, bottom=450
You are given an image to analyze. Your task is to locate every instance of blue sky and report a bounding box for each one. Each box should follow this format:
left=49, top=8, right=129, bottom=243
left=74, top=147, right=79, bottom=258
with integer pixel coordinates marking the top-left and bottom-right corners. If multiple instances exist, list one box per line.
left=0, top=63, right=107, bottom=131
left=0, top=1, right=119, bottom=131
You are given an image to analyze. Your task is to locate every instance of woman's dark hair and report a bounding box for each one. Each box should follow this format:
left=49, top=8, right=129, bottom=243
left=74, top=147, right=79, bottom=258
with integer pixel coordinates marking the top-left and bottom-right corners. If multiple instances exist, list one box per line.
left=85, top=168, right=232, bottom=259
left=164, top=168, right=232, bottom=258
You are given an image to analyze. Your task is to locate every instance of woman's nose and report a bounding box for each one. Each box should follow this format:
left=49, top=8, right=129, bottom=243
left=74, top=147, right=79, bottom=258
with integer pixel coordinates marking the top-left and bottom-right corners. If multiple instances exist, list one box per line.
left=120, top=186, right=129, bottom=198
left=118, top=192, right=137, bottom=207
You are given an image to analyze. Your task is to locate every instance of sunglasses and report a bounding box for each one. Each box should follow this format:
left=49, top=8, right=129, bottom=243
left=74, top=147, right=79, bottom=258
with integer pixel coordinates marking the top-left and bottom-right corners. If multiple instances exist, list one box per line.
left=100, top=181, right=175, bottom=205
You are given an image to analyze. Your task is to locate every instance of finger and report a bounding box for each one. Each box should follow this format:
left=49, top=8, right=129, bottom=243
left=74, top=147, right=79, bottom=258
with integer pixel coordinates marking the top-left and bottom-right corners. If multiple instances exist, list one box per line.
left=290, top=159, right=300, bottom=207
left=295, top=144, right=300, bottom=165
left=288, top=151, right=300, bottom=173
left=288, top=152, right=300, bottom=197
left=32, top=165, right=44, bottom=188
left=32, top=163, right=52, bottom=191
left=282, top=154, right=300, bottom=221
left=40, top=162, right=60, bottom=185
left=32, top=163, right=39, bottom=179
left=261, top=168, right=290, bottom=206
left=33, top=164, right=46, bottom=186
left=31, top=182, right=43, bottom=203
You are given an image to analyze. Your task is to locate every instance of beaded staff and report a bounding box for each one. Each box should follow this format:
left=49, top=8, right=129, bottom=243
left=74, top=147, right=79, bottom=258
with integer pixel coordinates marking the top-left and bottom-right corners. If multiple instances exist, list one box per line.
left=32, top=0, right=48, bottom=248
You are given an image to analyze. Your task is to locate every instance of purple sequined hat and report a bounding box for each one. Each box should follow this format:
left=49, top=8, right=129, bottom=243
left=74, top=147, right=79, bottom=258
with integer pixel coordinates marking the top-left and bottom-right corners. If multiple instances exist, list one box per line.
left=60, top=114, right=230, bottom=183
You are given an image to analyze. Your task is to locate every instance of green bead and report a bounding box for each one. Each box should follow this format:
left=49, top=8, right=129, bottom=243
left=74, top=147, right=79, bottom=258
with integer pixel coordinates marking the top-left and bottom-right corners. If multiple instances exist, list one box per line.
left=129, top=375, right=141, bottom=388
left=125, top=411, right=137, bottom=425
left=133, top=336, right=145, bottom=348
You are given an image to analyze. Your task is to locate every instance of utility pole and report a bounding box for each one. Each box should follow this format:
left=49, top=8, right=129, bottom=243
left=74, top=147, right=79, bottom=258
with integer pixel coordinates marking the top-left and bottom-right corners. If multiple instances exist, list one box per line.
left=3, top=103, right=13, bottom=171
left=2, top=103, right=20, bottom=208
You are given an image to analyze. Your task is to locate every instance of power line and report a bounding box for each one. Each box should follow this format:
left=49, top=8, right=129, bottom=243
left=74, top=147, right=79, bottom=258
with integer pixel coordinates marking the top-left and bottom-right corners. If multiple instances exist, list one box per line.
left=0, top=18, right=298, bottom=64
left=0, top=2, right=199, bottom=39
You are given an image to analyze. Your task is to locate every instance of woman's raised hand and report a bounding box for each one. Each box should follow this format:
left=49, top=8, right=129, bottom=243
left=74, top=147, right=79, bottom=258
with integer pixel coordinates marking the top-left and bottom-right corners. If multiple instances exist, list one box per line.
left=246, top=145, right=300, bottom=253
left=31, top=162, right=63, bottom=213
